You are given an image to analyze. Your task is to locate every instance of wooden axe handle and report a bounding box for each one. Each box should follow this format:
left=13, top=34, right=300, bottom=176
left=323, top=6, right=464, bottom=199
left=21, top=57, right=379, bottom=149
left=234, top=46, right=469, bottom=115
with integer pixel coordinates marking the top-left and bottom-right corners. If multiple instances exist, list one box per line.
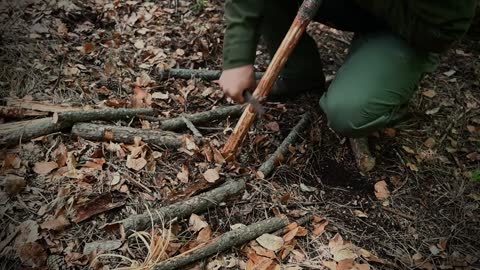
left=222, top=0, right=323, bottom=159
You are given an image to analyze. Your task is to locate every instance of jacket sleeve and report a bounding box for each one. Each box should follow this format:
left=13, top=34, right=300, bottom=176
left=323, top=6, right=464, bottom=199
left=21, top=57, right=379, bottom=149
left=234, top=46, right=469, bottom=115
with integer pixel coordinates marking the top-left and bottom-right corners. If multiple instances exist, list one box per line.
left=222, top=0, right=265, bottom=69
left=409, top=0, right=477, bottom=52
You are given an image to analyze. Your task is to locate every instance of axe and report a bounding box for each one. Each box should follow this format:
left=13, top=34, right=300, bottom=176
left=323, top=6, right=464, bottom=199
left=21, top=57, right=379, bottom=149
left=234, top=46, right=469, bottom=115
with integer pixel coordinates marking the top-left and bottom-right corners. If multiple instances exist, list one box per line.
left=222, top=0, right=323, bottom=159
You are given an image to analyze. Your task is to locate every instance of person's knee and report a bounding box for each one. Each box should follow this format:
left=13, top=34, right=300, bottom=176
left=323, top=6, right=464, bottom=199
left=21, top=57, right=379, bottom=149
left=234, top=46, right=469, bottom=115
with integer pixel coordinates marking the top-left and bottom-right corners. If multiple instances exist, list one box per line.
left=320, top=96, right=373, bottom=138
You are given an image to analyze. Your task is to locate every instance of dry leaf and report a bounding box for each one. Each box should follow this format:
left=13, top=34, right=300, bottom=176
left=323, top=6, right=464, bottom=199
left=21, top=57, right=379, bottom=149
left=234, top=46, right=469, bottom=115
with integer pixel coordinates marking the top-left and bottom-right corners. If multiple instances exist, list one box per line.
left=265, top=121, right=280, bottom=132
left=3, top=174, right=26, bottom=195
left=360, top=249, right=385, bottom=264
left=354, top=263, right=371, bottom=270
left=323, top=261, right=337, bottom=270
left=197, top=226, right=212, bottom=242
left=18, top=242, right=47, bottom=267
left=354, top=210, right=368, bottom=218
left=312, top=219, right=329, bottom=236
left=83, top=42, right=95, bottom=54
left=337, top=259, right=355, bottom=270
left=54, top=144, right=68, bottom=167
left=328, top=234, right=358, bottom=262
left=152, top=92, right=169, bottom=100
left=73, top=193, right=126, bottom=223
left=423, top=138, right=436, bottom=149
left=3, top=153, right=21, bottom=170
left=203, top=168, right=220, bottom=183
left=402, top=146, right=416, bottom=154
left=126, top=155, right=147, bottom=171
left=14, top=220, right=41, bottom=249
left=83, top=240, right=123, bottom=255
left=426, top=107, right=440, bottom=115
left=283, top=227, right=299, bottom=242
left=466, top=152, right=480, bottom=161
left=256, top=234, right=284, bottom=251
left=189, top=214, right=208, bottom=232
left=422, top=89, right=437, bottom=98
left=134, top=39, right=145, bottom=49
left=407, top=162, right=419, bottom=172
left=374, top=180, right=390, bottom=200
left=250, top=241, right=276, bottom=258
left=177, top=164, right=189, bottom=183
left=33, top=161, right=59, bottom=175
left=40, top=215, right=70, bottom=231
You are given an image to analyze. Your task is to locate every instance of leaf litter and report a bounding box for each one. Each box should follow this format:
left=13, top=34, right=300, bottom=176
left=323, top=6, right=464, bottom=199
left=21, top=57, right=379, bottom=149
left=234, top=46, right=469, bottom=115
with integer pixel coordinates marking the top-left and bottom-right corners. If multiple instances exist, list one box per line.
left=0, top=0, right=478, bottom=269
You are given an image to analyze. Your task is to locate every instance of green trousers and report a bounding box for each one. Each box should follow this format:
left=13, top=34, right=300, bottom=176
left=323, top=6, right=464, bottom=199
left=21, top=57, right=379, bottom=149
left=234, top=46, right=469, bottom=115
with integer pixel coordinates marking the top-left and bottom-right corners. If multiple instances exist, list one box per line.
left=260, top=0, right=440, bottom=138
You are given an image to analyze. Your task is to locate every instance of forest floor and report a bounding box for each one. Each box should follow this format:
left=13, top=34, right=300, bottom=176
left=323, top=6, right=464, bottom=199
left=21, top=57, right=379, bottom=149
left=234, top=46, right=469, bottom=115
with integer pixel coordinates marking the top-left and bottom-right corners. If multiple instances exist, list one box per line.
left=0, top=1, right=479, bottom=269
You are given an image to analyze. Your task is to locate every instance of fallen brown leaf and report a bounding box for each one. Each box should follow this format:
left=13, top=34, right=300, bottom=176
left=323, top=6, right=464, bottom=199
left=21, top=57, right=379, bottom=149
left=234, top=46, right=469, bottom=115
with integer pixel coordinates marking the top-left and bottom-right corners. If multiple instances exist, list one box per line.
left=33, top=161, right=59, bottom=175
left=189, top=214, right=208, bottom=232
left=374, top=180, right=390, bottom=200
left=18, top=242, right=47, bottom=267
left=14, top=220, right=41, bottom=249
left=203, top=168, right=220, bottom=183
left=126, top=155, right=147, bottom=171
left=312, top=218, right=329, bottom=236
left=40, top=215, right=70, bottom=231
left=3, top=153, right=21, bottom=170
left=256, top=234, right=284, bottom=251
left=422, top=89, right=437, bottom=98
left=423, top=138, right=436, bottom=149
left=265, top=121, right=280, bottom=132
left=3, top=174, right=26, bottom=195
left=73, top=193, right=126, bottom=223
left=177, top=164, right=189, bottom=183
left=197, top=226, right=212, bottom=242
left=283, top=227, right=299, bottom=242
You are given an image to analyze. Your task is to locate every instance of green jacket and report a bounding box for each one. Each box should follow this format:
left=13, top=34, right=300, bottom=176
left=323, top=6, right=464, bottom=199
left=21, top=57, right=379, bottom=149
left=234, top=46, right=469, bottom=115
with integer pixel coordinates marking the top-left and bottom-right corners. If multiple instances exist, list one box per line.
left=223, top=0, right=477, bottom=69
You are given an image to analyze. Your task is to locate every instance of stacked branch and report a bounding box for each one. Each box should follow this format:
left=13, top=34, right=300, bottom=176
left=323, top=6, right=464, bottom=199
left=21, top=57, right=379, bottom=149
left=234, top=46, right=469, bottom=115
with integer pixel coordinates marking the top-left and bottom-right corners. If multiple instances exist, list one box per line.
left=113, top=179, right=246, bottom=233
left=0, top=108, right=154, bottom=147
left=258, top=112, right=312, bottom=178
left=155, top=217, right=289, bottom=270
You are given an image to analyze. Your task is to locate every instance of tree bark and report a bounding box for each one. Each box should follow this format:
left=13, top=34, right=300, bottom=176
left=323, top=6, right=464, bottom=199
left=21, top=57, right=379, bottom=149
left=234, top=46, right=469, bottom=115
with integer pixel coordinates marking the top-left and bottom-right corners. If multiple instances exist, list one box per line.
left=154, top=217, right=289, bottom=270
left=71, top=123, right=186, bottom=149
left=159, top=105, right=243, bottom=131
left=114, top=179, right=246, bottom=233
left=157, top=69, right=264, bottom=81
left=349, top=137, right=376, bottom=173
left=258, top=112, right=311, bottom=178
left=222, top=0, right=322, bottom=159
left=0, top=108, right=154, bottom=147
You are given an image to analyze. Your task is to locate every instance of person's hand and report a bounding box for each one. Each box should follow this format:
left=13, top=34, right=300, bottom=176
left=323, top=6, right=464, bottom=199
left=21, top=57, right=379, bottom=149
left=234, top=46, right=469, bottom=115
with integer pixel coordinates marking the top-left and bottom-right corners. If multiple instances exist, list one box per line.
left=218, top=65, right=256, bottom=103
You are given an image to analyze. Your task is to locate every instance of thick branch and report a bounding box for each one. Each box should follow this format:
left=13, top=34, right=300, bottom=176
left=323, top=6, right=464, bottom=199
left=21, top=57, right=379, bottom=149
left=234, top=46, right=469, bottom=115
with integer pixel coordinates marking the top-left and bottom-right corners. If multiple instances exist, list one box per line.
left=0, top=108, right=153, bottom=147
left=154, top=217, right=289, bottom=270
left=157, top=69, right=263, bottom=81
left=258, top=112, right=311, bottom=177
left=114, top=179, right=246, bottom=233
left=159, top=105, right=243, bottom=131
left=71, top=123, right=185, bottom=149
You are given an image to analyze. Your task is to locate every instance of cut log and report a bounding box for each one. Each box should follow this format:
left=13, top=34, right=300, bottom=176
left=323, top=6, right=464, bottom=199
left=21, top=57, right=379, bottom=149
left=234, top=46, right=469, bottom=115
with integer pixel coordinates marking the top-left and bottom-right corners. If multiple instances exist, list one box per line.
left=157, top=69, right=263, bottom=81
left=159, top=105, right=243, bottom=131
left=258, top=112, right=311, bottom=178
left=154, top=216, right=289, bottom=270
left=0, top=108, right=154, bottom=147
left=113, top=179, right=246, bottom=233
left=71, top=123, right=186, bottom=149
left=222, top=0, right=323, bottom=159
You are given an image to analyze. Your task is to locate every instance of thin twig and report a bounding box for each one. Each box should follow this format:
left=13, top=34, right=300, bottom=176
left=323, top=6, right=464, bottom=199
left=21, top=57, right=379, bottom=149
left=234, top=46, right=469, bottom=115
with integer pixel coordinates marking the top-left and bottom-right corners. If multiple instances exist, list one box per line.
left=181, top=115, right=202, bottom=138
left=382, top=206, right=416, bottom=221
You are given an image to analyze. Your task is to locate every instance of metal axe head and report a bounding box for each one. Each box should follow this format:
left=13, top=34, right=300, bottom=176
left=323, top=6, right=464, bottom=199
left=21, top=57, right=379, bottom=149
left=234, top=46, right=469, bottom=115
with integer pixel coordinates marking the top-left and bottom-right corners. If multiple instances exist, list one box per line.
left=243, top=91, right=264, bottom=116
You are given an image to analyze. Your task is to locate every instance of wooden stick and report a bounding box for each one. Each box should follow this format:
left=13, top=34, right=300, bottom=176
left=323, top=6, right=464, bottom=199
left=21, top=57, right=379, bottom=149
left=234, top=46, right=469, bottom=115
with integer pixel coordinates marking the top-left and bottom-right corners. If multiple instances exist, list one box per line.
left=158, top=105, right=243, bottom=131
left=181, top=115, right=203, bottom=138
left=154, top=216, right=289, bottom=270
left=157, top=69, right=263, bottom=81
left=349, top=138, right=376, bottom=173
left=0, top=108, right=153, bottom=147
left=71, top=123, right=187, bottom=149
left=0, top=106, right=48, bottom=119
left=258, top=112, right=311, bottom=178
left=222, top=0, right=323, bottom=159
left=112, top=179, right=246, bottom=233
